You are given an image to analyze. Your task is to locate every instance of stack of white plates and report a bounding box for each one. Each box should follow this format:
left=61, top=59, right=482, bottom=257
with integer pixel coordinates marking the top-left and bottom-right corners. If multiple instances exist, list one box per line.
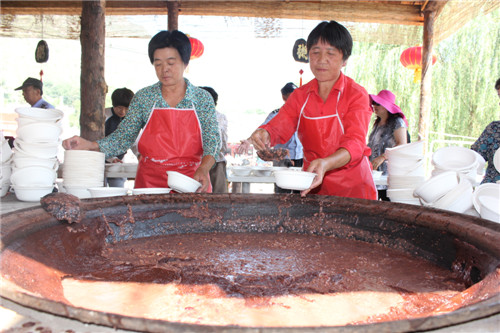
left=10, top=107, right=63, bottom=201
left=63, top=150, right=105, bottom=198
left=431, top=146, right=484, bottom=185
left=385, top=141, right=426, bottom=205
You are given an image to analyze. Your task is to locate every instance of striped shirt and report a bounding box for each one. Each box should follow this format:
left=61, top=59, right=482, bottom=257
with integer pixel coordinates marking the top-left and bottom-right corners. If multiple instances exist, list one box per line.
left=97, top=79, right=220, bottom=159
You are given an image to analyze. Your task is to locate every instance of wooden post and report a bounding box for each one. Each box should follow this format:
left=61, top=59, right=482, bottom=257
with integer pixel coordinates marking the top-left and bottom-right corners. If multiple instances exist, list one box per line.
left=80, top=0, right=106, bottom=141
left=167, top=1, right=179, bottom=31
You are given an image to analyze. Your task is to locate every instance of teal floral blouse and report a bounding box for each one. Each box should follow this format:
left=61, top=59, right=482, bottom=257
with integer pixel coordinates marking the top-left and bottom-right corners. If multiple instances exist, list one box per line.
left=471, top=121, right=500, bottom=184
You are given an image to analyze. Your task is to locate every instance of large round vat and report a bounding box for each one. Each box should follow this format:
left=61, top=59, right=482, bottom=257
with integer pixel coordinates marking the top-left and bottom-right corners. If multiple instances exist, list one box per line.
left=1, top=194, right=499, bottom=332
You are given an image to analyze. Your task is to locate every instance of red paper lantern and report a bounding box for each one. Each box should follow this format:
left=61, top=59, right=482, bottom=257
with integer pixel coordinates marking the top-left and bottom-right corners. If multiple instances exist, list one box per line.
left=189, top=37, right=204, bottom=60
left=400, top=46, right=437, bottom=83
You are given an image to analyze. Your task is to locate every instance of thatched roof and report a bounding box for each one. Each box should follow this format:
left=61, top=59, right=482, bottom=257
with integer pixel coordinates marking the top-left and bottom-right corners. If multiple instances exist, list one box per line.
left=1, top=1, right=498, bottom=45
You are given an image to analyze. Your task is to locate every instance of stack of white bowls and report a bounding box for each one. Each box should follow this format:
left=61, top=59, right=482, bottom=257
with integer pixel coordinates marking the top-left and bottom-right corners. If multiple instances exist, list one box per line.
left=1, top=135, right=13, bottom=197
left=472, top=183, right=500, bottom=223
left=10, top=107, right=63, bottom=201
left=431, top=146, right=484, bottom=185
left=63, top=150, right=105, bottom=198
left=413, top=171, right=474, bottom=214
left=385, top=141, right=426, bottom=205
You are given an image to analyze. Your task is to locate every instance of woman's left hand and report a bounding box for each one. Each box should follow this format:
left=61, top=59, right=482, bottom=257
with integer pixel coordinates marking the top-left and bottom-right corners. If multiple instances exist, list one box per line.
left=300, top=158, right=327, bottom=196
left=371, top=155, right=385, bottom=170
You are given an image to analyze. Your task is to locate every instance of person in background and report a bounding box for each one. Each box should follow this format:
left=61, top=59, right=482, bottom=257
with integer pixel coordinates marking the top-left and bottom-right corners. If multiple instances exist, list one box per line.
left=248, top=21, right=376, bottom=199
left=471, top=78, right=500, bottom=184
left=367, top=89, right=408, bottom=201
left=62, top=30, right=220, bottom=191
left=104, top=87, right=135, bottom=188
left=200, top=86, right=229, bottom=193
left=15, top=77, right=54, bottom=109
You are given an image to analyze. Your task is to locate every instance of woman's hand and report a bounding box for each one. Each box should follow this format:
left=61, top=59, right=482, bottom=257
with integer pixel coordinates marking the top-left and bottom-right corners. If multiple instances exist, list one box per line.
left=193, top=155, right=216, bottom=193
left=249, top=129, right=270, bottom=151
left=237, top=139, right=252, bottom=155
left=62, top=135, right=100, bottom=151
left=300, top=158, right=326, bottom=196
left=371, top=155, right=386, bottom=170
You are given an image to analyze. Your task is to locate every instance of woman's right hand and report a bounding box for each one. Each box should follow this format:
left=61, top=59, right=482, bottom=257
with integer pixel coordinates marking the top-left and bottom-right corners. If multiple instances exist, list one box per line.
left=237, top=139, right=252, bottom=155
left=249, top=129, right=270, bottom=151
left=62, top=135, right=99, bottom=151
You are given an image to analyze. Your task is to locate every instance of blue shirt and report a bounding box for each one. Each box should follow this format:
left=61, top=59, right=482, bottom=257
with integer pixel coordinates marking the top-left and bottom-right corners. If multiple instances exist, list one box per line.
left=33, top=98, right=54, bottom=109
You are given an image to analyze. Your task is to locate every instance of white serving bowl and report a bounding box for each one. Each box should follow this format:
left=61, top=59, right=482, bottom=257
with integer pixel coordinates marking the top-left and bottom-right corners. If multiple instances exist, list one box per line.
left=274, top=169, right=316, bottom=191
left=231, top=166, right=252, bottom=176
left=432, top=146, right=478, bottom=172
left=10, top=165, right=56, bottom=186
left=167, top=171, right=201, bottom=193
left=13, top=156, right=58, bottom=170
left=478, top=196, right=500, bottom=223
left=87, top=187, right=129, bottom=198
left=252, top=166, right=273, bottom=176
left=63, top=185, right=92, bottom=199
left=16, top=122, right=62, bottom=143
left=387, top=161, right=425, bottom=177
left=15, top=107, right=64, bottom=121
left=472, top=183, right=500, bottom=215
left=16, top=116, right=63, bottom=128
left=413, top=171, right=459, bottom=204
left=433, top=177, right=473, bottom=213
left=132, top=188, right=172, bottom=195
left=14, top=139, right=60, bottom=159
left=385, top=141, right=424, bottom=158
left=1, top=139, right=13, bottom=163
left=12, top=185, right=53, bottom=202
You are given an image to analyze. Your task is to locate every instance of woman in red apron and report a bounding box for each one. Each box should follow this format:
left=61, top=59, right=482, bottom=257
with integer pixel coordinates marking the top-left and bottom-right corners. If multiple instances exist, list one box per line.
left=251, top=21, right=376, bottom=200
left=62, top=30, right=220, bottom=192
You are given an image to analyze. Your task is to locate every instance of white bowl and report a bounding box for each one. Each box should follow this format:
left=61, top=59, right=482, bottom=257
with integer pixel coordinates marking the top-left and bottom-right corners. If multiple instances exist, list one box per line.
left=12, top=185, right=53, bottom=202
left=252, top=166, right=273, bottom=176
left=132, top=188, right=172, bottom=195
left=478, top=196, right=500, bottom=223
left=1, top=139, right=13, bottom=163
left=473, top=183, right=500, bottom=215
left=13, top=156, right=58, bottom=170
left=87, top=187, right=129, bottom=198
left=167, top=171, right=201, bottom=193
left=16, top=116, right=63, bottom=127
left=387, top=188, right=418, bottom=201
left=231, top=166, right=252, bottom=176
left=10, top=165, right=56, bottom=186
left=1, top=163, right=12, bottom=184
left=385, top=141, right=424, bottom=158
left=1, top=184, right=10, bottom=197
left=274, top=169, right=316, bottom=191
left=433, top=177, right=473, bottom=213
left=494, top=148, right=500, bottom=173
left=15, top=107, right=64, bottom=121
left=63, top=185, right=92, bottom=199
left=14, top=139, right=60, bottom=159
left=413, top=171, right=459, bottom=204
left=387, top=175, right=426, bottom=189
left=432, top=146, right=478, bottom=172
left=16, top=122, right=62, bottom=143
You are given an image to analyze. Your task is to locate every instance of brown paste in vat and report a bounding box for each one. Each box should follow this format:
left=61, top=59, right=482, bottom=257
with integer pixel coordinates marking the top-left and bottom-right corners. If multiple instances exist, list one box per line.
left=4, top=223, right=498, bottom=327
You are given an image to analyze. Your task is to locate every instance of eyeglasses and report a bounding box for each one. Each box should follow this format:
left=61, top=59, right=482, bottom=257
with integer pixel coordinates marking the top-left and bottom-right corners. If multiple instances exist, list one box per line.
left=372, top=102, right=379, bottom=106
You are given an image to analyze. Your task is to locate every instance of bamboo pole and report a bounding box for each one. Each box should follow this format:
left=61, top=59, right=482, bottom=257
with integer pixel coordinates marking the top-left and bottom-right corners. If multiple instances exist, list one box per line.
left=80, top=0, right=106, bottom=141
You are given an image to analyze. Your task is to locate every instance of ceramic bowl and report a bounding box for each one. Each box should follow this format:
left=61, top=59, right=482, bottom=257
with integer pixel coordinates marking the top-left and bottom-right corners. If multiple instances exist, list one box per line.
left=433, top=177, right=473, bottom=213
left=10, top=165, right=56, bottom=186
left=14, top=139, right=60, bottom=159
left=1, top=139, right=13, bottom=163
left=13, top=156, right=58, bottom=170
left=132, top=188, right=172, bottom=195
left=385, top=141, right=424, bottom=158
left=87, top=187, right=129, bottom=198
left=16, top=122, right=62, bottom=143
left=167, top=171, right=201, bottom=193
left=252, top=166, right=273, bottom=176
left=413, top=171, right=459, bottom=204
left=472, top=183, right=500, bottom=215
left=12, top=185, right=54, bottom=202
left=432, top=146, right=478, bottom=172
left=231, top=166, right=252, bottom=176
left=478, top=196, right=500, bottom=223
left=15, top=107, right=64, bottom=121
left=274, top=169, right=316, bottom=191
left=1, top=162, right=12, bottom=184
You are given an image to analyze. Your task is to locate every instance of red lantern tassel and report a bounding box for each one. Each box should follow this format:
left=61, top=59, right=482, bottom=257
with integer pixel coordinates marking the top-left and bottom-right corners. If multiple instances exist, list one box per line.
left=299, top=69, right=304, bottom=87
left=39, top=69, right=44, bottom=82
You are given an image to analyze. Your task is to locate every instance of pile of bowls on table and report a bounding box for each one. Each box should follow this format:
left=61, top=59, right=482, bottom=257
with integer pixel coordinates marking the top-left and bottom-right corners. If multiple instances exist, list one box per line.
left=9, top=107, right=63, bottom=201
left=385, top=141, right=426, bottom=205
left=62, top=150, right=105, bottom=198
left=472, top=183, right=500, bottom=223
left=1, top=134, right=13, bottom=197
left=431, top=146, right=485, bottom=185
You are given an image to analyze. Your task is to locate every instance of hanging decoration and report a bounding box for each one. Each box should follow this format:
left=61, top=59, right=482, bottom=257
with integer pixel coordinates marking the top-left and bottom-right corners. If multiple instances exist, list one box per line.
left=189, top=37, right=204, bottom=60
left=35, top=15, right=49, bottom=82
left=400, top=46, right=437, bottom=83
left=293, top=38, right=308, bottom=86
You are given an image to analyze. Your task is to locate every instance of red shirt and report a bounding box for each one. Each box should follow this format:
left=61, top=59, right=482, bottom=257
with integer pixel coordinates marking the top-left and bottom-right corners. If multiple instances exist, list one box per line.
left=261, top=72, right=372, bottom=168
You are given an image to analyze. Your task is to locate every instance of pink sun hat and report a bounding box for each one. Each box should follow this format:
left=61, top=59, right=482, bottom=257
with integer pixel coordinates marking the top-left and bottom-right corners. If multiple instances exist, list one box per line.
left=369, top=89, right=408, bottom=126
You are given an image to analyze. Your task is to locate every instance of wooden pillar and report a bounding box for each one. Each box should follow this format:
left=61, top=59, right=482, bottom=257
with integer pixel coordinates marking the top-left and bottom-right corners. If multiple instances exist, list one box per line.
left=417, top=9, right=436, bottom=148
left=167, top=1, right=179, bottom=31
left=80, top=0, right=106, bottom=141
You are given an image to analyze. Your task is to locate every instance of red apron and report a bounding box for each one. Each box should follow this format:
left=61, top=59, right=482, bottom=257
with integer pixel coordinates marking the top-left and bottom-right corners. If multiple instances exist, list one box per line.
left=134, top=104, right=211, bottom=192
left=297, top=91, right=377, bottom=200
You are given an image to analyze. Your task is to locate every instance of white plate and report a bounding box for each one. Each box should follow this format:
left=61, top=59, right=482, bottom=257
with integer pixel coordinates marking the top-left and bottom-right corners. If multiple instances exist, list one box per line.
left=494, top=148, right=500, bottom=173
